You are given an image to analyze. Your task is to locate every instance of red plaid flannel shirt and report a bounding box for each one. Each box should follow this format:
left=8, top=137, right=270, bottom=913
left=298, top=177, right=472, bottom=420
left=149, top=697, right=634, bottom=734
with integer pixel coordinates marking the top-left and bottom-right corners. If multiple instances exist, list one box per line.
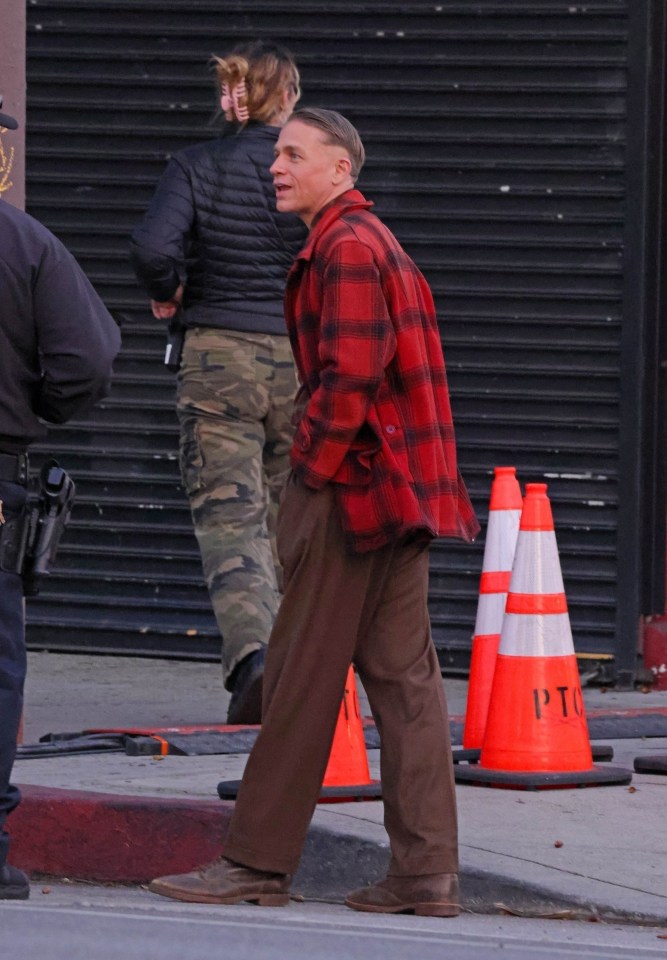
left=285, top=190, right=479, bottom=552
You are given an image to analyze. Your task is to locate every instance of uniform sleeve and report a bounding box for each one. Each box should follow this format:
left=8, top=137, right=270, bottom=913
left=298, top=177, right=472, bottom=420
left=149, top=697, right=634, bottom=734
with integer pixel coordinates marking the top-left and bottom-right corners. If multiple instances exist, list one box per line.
left=291, top=240, right=396, bottom=488
left=129, top=157, right=194, bottom=301
left=33, top=246, right=121, bottom=424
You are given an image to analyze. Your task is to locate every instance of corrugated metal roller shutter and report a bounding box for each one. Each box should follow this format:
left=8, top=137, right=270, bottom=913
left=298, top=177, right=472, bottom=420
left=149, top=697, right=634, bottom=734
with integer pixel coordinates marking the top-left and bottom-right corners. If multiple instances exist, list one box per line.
left=24, top=0, right=628, bottom=666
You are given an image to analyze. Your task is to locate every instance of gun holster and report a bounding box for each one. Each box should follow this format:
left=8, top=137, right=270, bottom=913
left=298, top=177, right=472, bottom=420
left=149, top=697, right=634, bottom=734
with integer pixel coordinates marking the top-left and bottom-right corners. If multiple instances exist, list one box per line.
left=164, top=313, right=186, bottom=373
left=0, top=458, right=76, bottom=596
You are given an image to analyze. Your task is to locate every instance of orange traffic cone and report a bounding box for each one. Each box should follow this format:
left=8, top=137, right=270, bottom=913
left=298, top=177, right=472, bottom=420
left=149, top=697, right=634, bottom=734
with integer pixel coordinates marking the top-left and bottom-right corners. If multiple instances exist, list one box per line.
left=463, top=467, right=522, bottom=751
left=456, top=483, right=631, bottom=789
left=320, top=666, right=381, bottom=802
left=218, top=666, right=381, bottom=802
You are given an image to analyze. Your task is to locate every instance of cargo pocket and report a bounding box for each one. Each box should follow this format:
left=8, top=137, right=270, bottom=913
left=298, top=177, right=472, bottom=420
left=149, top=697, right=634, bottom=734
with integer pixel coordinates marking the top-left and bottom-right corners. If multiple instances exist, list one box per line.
left=179, top=417, right=204, bottom=496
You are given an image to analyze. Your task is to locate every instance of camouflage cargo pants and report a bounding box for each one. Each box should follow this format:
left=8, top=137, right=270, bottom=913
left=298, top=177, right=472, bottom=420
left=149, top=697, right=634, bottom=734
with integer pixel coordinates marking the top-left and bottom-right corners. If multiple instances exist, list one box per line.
left=176, top=327, right=297, bottom=687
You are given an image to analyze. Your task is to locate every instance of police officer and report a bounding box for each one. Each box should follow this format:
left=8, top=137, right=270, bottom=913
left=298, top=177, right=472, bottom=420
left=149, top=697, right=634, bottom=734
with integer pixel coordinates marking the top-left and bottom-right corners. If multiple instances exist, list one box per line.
left=0, top=99, right=121, bottom=899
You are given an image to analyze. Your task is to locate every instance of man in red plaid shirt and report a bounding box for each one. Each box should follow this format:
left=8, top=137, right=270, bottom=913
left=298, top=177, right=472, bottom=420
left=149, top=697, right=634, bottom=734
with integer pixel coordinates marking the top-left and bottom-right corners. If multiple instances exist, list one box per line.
left=149, top=108, right=479, bottom=916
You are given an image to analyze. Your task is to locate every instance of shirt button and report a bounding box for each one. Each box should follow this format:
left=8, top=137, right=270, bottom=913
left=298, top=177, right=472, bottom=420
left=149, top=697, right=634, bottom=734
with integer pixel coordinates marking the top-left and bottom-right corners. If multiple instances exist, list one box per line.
left=385, top=424, right=397, bottom=435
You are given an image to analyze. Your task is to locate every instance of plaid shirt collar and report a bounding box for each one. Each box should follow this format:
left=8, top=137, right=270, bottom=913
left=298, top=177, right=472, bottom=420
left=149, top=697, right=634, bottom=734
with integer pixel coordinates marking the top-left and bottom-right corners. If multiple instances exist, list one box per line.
left=295, top=189, right=374, bottom=262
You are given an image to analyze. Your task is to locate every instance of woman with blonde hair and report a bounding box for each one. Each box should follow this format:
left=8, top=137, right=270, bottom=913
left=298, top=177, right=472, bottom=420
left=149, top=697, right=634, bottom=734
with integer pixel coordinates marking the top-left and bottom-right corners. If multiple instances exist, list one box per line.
left=131, top=41, right=306, bottom=724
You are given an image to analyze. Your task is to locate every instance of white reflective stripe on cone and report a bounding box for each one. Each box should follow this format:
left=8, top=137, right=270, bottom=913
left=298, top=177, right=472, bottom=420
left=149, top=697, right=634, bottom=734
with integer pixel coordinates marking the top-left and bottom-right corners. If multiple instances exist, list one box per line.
left=481, top=509, right=522, bottom=572
left=473, top=592, right=508, bottom=636
left=498, top=612, right=574, bottom=658
left=510, top=530, right=565, bottom=594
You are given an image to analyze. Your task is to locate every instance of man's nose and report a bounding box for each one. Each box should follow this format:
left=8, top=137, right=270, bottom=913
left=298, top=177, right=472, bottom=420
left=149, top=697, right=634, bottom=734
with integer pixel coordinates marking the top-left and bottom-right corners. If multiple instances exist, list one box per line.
left=270, top=156, right=282, bottom=176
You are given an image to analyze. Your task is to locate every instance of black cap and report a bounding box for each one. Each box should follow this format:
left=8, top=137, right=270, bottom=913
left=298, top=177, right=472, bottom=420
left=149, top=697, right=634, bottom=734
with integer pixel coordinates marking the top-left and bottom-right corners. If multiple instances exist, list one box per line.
left=0, top=96, right=18, bottom=130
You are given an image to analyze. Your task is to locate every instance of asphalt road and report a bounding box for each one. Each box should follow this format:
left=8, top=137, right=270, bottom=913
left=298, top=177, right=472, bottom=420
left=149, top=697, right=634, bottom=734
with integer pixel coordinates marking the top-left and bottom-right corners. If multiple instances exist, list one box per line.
left=1, top=883, right=667, bottom=960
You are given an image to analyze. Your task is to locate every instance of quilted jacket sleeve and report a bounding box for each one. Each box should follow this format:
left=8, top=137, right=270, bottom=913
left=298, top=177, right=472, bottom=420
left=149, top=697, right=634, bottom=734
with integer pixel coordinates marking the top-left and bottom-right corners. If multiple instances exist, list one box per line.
left=129, top=157, right=194, bottom=301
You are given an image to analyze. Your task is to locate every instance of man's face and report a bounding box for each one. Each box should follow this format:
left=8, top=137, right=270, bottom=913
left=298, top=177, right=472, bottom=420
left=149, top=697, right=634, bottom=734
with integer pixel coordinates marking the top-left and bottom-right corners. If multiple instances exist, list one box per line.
left=271, top=120, right=350, bottom=227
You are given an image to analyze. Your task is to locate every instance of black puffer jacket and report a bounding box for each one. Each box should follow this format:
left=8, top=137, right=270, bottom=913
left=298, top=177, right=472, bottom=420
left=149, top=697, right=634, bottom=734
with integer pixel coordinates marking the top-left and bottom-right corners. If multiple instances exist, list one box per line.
left=130, top=123, right=307, bottom=335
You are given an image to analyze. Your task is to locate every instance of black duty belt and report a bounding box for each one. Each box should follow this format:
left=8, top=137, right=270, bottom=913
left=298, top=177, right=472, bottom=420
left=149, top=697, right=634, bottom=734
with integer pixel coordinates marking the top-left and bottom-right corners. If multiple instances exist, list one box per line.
left=0, top=452, right=29, bottom=486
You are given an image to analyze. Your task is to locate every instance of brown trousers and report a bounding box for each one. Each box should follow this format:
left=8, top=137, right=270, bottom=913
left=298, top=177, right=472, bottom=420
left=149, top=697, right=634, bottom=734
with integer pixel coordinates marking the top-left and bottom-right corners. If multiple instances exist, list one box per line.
left=223, top=474, right=458, bottom=878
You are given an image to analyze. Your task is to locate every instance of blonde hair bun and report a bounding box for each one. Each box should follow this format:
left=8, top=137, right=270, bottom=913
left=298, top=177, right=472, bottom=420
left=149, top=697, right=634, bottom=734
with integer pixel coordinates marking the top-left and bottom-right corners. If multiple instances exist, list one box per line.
left=211, top=41, right=300, bottom=127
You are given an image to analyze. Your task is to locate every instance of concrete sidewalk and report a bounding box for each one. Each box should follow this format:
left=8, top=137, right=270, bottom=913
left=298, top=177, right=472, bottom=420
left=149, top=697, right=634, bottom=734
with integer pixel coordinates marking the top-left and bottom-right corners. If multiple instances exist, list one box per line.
left=8, top=651, right=667, bottom=925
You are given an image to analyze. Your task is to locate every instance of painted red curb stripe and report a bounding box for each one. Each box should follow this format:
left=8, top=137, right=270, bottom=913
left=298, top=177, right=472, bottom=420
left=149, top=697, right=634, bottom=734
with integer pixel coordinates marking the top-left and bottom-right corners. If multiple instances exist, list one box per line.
left=10, top=784, right=234, bottom=884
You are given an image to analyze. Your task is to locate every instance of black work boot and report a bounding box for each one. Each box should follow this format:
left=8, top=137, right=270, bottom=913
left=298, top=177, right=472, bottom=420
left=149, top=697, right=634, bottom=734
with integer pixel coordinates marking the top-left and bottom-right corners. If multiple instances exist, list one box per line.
left=0, top=864, right=30, bottom=900
left=226, top=648, right=265, bottom=725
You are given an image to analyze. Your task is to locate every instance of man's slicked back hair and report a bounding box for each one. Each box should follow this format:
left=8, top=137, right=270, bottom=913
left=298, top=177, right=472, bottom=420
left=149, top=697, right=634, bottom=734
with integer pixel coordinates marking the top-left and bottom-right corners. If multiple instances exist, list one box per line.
left=289, top=108, right=366, bottom=180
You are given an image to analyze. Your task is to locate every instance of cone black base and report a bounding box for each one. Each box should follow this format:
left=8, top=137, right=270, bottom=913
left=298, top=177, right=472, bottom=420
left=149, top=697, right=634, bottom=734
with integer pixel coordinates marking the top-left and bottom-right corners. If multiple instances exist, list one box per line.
left=217, top=779, right=382, bottom=802
left=453, top=764, right=632, bottom=790
left=451, top=748, right=482, bottom=764
left=633, top=755, right=667, bottom=775
left=452, top=744, right=613, bottom=765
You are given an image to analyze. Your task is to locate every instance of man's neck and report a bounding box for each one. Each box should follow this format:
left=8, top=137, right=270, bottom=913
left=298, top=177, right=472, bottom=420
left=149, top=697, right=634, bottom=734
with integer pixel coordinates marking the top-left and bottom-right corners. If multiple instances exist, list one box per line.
left=306, top=184, right=357, bottom=229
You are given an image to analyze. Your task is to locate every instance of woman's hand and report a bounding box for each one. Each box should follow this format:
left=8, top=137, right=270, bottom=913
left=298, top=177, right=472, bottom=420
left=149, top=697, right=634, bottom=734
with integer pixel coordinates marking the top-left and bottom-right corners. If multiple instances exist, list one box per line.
left=151, top=284, right=184, bottom=320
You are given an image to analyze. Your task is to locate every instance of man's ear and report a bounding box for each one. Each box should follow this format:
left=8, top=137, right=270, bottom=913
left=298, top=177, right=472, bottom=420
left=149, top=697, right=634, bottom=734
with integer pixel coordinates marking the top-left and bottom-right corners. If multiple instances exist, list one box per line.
left=332, top=155, right=353, bottom=184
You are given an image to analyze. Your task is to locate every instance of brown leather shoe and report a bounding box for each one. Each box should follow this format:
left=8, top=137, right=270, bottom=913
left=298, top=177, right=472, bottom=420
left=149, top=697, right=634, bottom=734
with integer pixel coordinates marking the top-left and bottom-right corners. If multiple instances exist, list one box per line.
left=345, top=872, right=460, bottom=917
left=148, top=856, right=290, bottom=905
